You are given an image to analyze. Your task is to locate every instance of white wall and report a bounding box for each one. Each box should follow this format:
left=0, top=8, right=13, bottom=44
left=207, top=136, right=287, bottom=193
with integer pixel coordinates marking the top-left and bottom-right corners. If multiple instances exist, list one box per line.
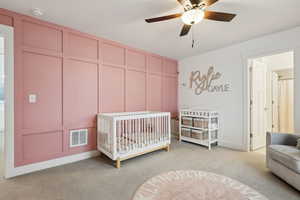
left=179, top=26, right=300, bottom=151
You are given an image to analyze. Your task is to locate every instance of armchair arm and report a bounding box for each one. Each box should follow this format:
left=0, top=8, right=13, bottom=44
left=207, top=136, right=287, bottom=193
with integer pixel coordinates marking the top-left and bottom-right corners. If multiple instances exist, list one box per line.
left=267, top=132, right=300, bottom=146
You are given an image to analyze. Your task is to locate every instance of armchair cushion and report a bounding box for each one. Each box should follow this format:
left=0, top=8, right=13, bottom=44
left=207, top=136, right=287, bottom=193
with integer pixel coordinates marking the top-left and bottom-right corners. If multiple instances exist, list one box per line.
left=269, top=144, right=300, bottom=173
left=267, top=132, right=300, bottom=146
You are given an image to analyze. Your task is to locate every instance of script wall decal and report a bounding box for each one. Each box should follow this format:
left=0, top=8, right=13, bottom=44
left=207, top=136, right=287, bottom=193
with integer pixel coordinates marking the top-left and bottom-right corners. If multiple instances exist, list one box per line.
left=187, top=66, right=230, bottom=95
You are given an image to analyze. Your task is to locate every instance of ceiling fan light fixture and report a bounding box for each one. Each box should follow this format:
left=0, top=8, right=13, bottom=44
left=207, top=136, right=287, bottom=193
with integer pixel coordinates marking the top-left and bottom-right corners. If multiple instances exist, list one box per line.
left=181, top=8, right=204, bottom=25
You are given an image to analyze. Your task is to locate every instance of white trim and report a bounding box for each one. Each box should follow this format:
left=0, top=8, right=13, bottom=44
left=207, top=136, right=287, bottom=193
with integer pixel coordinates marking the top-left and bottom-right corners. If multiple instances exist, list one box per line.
left=0, top=24, right=14, bottom=179
left=5, top=150, right=100, bottom=178
left=241, top=47, right=297, bottom=152
left=218, top=141, right=244, bottom=151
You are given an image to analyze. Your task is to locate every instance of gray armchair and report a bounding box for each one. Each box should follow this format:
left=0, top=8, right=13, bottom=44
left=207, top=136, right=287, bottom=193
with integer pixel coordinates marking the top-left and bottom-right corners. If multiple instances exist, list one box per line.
left=267, top=132, right=300, bottom=191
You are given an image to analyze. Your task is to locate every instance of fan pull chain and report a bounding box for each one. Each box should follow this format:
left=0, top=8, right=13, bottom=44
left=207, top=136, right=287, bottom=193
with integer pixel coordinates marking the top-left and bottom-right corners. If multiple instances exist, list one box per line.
left=192, top=27, right=195, bottom=48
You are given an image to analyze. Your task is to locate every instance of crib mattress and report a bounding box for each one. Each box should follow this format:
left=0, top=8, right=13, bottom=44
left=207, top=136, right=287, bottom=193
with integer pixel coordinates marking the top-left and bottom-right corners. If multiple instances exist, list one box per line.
left=117, top=132, right=169, bottom=154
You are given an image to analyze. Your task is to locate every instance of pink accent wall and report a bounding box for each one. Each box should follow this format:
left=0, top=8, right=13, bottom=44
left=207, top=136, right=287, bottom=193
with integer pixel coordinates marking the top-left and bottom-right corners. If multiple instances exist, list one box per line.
left=0, top=8, right=178, bottom=167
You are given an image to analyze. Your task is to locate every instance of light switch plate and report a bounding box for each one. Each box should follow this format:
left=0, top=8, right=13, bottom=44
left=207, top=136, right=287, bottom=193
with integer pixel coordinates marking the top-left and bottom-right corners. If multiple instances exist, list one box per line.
left=29, top=94, right=37, bottom=103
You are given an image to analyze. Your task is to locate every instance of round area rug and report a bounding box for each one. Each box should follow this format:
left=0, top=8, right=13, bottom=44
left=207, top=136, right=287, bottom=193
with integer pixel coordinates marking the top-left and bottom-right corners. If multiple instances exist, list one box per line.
left=133, top=170, right=268, bottom=200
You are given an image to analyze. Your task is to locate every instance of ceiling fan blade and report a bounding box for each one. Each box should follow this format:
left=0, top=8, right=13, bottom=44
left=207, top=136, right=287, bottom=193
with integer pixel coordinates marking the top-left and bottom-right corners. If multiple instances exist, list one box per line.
left=177, top=0, right=185, bottom=5
left=180, top=24, right=192, bottom=36
left=145, top=13, right=183, bottom=23
left=204, top=11, right=236, bottom=22
left=202, top=0, right=219, bottom=7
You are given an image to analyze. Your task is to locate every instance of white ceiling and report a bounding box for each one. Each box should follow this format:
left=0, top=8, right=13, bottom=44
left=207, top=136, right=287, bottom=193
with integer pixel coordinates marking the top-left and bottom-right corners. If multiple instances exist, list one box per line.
left=1, top=0, right=300, bottom=59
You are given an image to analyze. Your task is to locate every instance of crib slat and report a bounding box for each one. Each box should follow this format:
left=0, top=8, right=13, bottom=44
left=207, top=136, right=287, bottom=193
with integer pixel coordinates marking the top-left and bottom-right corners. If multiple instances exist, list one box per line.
left=130, top=119, right=133, bottom=151
left=112, top=119, right=116, bottom=159
left=118, top=120, right=120, bottom=153
left=136, top=119, right=138, bottom=148
left=152, top=117, right=155, bottom=143
left=166, top=116, right=168, bottom=140
left=150, top=117, right=152, bottom=144
left=144, top=118, right=147, bottom=146
left=138, top=119, right=142, bottom=147
left=146, top=117, right=149, bottom=145
left=137, top=119, right=139, bottom=147
left=124, top=120, right=126, bottom=152
left=149, top=118, right=151, bottom=145
left=126, top=119, right=128, bottom=151
left=134, top=119, right=136, bottom=149
left=155, top=117, right=159, bottom=142
left=162, top=116, right=164, bottom=141
left=133, top=119, right=135, bottom=150
left=143, top=118, right=145, bottom=147
left=143, top=118, right=145, bottom=146
left=128, top=119, right=130, bottom=151
left=153, top=117, right=155, bottom=143
left=131, top=119, right=133, bottom=149
left=159, top=116, right=161, bottom=142
left=122, top=120, right=125, bottom=152
left=140, top=119, right=144, bottom=148
left=163, top=116, right=166, bottom=140
left=132, top=119, right=134, bottom=149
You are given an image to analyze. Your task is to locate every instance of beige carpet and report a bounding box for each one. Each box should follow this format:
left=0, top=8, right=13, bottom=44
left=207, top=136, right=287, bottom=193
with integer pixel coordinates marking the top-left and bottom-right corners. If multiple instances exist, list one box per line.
left=0, top=139, right=299, bottom=200
left=255, top=147, right=266, bottom=155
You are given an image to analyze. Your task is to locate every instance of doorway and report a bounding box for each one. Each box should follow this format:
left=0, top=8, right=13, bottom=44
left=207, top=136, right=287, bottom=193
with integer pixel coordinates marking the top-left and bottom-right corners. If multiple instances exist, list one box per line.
left=249, top=51, right=294, bottom=151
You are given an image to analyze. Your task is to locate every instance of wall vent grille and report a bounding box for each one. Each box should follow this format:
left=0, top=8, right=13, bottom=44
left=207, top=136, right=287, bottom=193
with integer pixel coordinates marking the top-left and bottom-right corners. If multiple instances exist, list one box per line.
left=70, top=129, right=88, bottom=147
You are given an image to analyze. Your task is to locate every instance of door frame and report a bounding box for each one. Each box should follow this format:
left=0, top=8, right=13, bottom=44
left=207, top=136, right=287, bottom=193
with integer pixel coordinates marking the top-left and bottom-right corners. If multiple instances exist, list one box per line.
left=242, top=48, right=296, bottom=152
left=271, top=71, right=279, bottom=132
left=0, top=24, right=14, bottom=179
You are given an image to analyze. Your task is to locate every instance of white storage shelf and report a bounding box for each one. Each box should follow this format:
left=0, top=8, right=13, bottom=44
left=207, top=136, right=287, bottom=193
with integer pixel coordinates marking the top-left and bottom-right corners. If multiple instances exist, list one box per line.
left=181, top=125, right=218, bottom=132
left=179, top=109, right=219, bottom=150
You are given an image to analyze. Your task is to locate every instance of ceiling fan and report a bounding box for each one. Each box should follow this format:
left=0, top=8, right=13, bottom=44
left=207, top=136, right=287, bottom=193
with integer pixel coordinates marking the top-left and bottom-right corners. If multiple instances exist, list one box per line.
left=145, top=0, right=236, bottom=37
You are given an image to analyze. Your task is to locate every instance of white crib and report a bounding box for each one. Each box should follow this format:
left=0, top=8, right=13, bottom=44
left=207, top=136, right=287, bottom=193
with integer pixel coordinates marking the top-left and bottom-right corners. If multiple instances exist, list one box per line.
left=97, top=111, right=171, bottom=168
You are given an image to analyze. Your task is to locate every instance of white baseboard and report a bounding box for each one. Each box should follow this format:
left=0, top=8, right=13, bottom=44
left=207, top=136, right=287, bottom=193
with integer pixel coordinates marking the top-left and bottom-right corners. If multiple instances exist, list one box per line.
left=218, top=140, right=245, bottom=151
left=5, top=150, right=100, bottom=178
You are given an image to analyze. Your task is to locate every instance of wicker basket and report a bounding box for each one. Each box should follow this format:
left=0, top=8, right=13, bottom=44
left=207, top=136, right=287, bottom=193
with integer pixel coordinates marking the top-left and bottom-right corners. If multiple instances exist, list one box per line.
left=193, top=118, right=203, bottom=128
left=181, top=128, right=191, bottom=137
left=202, top=119, right=209, bottom=129
left=182, top=117, right=193, bottom=126
left=191, top=130, right=203, bottom=140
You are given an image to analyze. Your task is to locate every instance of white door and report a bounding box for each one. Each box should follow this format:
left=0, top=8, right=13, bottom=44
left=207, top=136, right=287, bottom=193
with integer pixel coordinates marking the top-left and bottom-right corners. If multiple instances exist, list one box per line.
left=272, top=72, right=279, bottom=132
left=250, top=60, right=268, bottom=151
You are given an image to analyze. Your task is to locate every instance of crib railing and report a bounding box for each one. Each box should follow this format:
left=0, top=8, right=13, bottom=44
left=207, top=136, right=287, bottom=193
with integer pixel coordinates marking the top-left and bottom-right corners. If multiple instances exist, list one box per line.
left=97, top=112, right=171, bottom=161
